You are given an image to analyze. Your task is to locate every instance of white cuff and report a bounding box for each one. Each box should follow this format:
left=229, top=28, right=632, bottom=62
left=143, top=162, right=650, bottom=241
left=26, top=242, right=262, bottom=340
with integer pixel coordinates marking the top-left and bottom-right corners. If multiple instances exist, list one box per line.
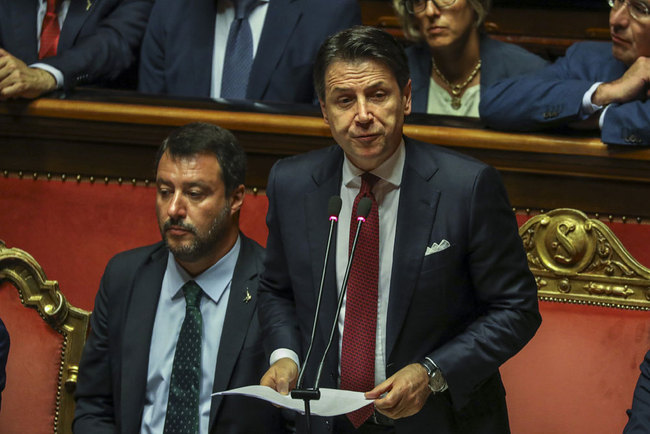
left=599, top=105, right=610, bottom=130
left=30, top=63, right=64, bottom=89
left=270, top=348, right=300, bottom=369
left=580, top=82, right=604, bottom=118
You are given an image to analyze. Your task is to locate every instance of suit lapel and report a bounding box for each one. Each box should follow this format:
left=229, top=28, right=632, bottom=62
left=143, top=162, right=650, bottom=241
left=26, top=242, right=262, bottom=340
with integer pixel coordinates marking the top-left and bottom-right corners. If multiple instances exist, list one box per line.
left=58, top=0, right=97, bottom=51
left=305, top=148, right=344, bottom=352
left=120, top=247, right=168, bottom=433
left=208, top=236, right=258, bottom=431
left=385, top=139, right=440, bottom=360
left=191, top=0, right=217, bottom=96
left=409, top=45, right=432, bottom=113
left=12, top=1, right=39, bottom=62
left=247, top=0, right=301, bottom=99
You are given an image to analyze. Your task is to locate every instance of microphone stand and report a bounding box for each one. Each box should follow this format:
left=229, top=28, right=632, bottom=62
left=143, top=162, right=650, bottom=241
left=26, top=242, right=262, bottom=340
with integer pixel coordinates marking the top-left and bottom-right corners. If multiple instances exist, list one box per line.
left=291, top=197, right=372, bottom=434
left=291, top=196, right=340, bottom=433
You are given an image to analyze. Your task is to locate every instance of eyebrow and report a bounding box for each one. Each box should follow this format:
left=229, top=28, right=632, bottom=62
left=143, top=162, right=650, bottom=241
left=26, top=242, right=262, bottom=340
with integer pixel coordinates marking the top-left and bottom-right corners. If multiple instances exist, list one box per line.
left=155, top=178, right=211, bottom=190
left=330, top=81, right=388, bottom=94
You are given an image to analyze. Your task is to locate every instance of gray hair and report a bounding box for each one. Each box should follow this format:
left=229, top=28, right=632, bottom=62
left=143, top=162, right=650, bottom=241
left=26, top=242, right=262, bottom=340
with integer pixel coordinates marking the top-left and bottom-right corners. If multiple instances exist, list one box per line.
left=392, top=0, right=492, bottom=42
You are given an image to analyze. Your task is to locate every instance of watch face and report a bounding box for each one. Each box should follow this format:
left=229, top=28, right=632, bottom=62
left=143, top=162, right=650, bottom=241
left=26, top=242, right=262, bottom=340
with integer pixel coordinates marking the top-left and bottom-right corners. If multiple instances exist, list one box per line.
left=429, top=370, right=446, bottom=392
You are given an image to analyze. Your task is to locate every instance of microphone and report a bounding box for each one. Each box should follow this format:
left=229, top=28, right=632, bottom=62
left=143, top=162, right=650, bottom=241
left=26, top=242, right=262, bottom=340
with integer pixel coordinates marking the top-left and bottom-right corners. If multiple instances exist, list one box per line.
left=295, top=195, right=342, bottom=390
left=313, top=196, right=372, bottom=389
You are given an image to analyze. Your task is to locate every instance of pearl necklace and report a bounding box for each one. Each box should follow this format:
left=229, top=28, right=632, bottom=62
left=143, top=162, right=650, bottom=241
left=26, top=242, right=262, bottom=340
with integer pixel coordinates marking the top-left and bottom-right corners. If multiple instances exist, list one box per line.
left=431, top=59, right=482, bottom=110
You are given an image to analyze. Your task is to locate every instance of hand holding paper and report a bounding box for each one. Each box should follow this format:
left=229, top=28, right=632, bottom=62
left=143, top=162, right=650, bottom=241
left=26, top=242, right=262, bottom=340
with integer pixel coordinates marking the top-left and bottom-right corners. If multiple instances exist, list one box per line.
left=213, top=386, right=374, bottom=417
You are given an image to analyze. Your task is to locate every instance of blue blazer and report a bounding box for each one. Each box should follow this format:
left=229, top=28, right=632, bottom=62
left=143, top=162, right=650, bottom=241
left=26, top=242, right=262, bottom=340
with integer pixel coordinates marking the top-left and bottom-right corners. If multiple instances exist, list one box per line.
left=408, top=34, right=548, bottom=113
left=138, top=0, right=361, bottom=103
left=258, top=138, right=541, bottom=433
left=624, top=350, right=650, bottom=434
left=73, top=235, right=286, bottom=434
left=0, top=0, right=153, bottom=91
left=0, top=318, right=8, bottom=412
left=480, top=41, right=649, bottom=146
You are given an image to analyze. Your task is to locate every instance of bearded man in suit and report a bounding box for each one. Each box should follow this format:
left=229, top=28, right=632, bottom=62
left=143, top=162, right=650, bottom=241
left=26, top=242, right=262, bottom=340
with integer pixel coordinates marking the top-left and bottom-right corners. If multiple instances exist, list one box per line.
left=74, top=122, right=286, bottom=433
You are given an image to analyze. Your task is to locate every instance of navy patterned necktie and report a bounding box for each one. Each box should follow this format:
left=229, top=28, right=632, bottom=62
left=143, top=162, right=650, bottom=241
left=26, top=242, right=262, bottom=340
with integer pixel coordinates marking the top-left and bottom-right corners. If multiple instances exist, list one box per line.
left=340, top=173, right=380, bottom=428
left=163, top=280, right=203, bottom=434
left=221, top=0, right=257, bottom=99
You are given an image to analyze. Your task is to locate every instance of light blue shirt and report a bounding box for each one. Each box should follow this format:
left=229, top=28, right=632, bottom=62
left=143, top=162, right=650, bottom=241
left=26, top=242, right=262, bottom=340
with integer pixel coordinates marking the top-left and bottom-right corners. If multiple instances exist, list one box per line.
left=211, top=0, right=270, bottom=98
left=140, top=236, right=241, bottom=434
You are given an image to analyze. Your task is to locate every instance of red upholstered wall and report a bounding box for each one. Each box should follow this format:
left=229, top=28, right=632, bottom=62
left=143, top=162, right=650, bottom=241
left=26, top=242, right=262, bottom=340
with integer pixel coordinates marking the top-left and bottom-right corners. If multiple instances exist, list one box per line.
left=502, top=302, right=650, bottom=434
left=0, top=283, right=61, bottom=434
left=3, top=176, right=649, bottom=311
left=2, top=177, right=650, bottom=434
left=0, top=177, right=268, bottom=311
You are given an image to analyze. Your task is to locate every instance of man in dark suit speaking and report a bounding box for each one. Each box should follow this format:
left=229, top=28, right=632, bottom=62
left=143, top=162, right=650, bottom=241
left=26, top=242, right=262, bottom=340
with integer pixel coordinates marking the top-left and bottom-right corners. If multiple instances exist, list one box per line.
left=258, top=26, right=542, bottom=433
left=74, top=123, right=285, bottom=433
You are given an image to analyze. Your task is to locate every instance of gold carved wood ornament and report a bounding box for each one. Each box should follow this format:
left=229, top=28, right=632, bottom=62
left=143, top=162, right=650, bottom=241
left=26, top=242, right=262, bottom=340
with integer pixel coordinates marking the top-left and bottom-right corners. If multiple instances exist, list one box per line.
left=519, top=209, right=650, bottom=310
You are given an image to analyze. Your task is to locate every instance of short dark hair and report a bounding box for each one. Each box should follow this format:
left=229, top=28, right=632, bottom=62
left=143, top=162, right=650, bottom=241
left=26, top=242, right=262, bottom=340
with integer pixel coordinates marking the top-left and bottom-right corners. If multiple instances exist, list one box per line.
left=155, top=122, right=246, bottom=195
left=313, top=25, right=410, bottom=101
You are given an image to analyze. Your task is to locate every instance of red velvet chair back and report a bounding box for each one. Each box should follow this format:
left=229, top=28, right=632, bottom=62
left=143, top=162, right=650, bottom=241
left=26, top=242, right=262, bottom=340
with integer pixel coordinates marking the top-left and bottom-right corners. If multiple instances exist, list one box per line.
left=0, top=242, right=89, bottom=434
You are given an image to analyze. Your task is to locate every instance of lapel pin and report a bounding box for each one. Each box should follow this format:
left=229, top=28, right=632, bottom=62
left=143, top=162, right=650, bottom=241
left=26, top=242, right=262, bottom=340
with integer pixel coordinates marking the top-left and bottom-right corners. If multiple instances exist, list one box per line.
left=243, top=290, right=252, bottom=303
left=86, top=0, right=92, bottom=11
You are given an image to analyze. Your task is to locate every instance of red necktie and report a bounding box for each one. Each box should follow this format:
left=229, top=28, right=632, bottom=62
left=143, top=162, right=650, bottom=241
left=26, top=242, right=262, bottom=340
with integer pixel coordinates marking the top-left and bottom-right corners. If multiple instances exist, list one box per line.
left=39, top=0, right=61, bottom=59
left=340, top=173, right=379, bottom=428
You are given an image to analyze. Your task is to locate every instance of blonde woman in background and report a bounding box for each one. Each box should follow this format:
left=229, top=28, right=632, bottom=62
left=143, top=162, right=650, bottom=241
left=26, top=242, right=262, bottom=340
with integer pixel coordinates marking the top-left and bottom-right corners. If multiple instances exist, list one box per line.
left=393, top=0, right=547, bottom=117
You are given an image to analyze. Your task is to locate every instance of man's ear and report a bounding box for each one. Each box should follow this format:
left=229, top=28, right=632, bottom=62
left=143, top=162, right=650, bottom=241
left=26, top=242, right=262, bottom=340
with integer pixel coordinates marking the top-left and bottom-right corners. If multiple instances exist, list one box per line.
left=403, top=78, right=412, bottom=116
left=229, top=184, right=245, bottom=215
left=320, top=99, right=330, bottom=125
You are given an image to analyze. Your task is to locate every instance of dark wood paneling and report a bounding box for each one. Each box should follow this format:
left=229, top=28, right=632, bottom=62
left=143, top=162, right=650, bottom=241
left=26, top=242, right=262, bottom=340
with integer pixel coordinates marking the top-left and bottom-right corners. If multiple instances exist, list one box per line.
left=2, top=93, right=650, bottom=218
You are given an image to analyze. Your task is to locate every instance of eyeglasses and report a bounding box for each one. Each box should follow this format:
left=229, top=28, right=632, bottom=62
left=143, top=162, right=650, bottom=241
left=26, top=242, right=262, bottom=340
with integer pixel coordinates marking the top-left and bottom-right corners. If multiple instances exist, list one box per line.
left=608, top=0, right=650, bottom=21
left=403, top=0, right=457, bottom=15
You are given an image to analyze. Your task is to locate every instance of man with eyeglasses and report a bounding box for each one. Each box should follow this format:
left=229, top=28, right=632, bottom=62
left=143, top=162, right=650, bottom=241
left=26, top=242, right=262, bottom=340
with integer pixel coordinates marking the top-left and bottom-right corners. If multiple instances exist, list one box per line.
left=479, top=0, right=650, bottom=146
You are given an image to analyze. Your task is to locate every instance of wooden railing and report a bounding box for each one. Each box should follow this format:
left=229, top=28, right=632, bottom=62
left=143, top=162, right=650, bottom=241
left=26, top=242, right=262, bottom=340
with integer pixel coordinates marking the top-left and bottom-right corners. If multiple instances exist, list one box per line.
left=2, top=91, right=650, bottom=218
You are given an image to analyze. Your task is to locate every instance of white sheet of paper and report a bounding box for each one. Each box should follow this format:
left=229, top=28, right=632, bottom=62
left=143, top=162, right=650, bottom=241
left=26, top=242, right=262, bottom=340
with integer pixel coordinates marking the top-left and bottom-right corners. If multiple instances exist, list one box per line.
left=212, top=386, right=373, bottom=417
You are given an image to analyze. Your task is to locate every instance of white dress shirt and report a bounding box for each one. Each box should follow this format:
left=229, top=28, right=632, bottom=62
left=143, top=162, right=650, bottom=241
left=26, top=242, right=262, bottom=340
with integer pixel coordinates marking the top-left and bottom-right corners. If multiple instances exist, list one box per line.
left=335, top=142, right=404, bottom=386
left=270, top=143, right=406, bottom=388
left=211, top=0, right=269, bottom=98
left=581, top=82, right=608, bottom=129
left=140, top=237, right=241, bottom=434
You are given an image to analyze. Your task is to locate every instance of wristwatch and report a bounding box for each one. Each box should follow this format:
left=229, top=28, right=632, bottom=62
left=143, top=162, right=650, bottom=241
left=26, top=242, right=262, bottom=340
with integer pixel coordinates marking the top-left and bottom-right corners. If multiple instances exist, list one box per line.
left=419, top=357, right=448, bottom=393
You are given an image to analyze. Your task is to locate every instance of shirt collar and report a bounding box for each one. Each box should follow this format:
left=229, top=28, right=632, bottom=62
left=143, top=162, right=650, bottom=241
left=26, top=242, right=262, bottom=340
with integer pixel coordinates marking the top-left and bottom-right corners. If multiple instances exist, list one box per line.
left=164, top=235, right=241, bottom=305
left=342, top=139, right=405, bottom=189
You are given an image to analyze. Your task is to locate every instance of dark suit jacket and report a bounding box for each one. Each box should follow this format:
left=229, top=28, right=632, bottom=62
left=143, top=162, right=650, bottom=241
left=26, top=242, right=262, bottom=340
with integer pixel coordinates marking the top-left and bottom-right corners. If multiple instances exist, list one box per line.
left=0, top=0, right=153, bottom=91
left=138, top=0, right=361, bottom=103
left=0, top=317, right=8, bottom=412
left=258, top=138, right=541, bottom=433
left=479, top=41, right=650, bottom=146
left=408, top=34, right=548, bottom=113
left=73, top=235, right=285, bottom=434
left=624, top=350, right=650, bottom=433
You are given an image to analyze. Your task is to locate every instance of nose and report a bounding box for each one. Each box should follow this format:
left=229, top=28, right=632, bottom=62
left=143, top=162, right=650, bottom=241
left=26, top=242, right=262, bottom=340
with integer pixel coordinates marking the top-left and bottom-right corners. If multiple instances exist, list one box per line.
left=355, top=99, right=374, bottom=124
left=611, top=1, right=631, bottom=27
left=424, top=0, right=441, bottom=16
left=167, top=191, right=187, bottom=219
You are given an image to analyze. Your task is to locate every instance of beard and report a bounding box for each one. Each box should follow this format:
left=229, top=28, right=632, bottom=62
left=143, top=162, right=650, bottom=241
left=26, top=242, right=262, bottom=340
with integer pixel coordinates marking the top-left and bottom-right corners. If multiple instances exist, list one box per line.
left=159, top=204, right=231, bottom=263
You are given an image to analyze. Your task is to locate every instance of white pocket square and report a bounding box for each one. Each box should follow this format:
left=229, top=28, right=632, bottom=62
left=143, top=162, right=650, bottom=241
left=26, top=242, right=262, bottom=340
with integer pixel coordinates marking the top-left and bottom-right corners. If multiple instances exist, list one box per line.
left=425, top=239, right=450, bottom=256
